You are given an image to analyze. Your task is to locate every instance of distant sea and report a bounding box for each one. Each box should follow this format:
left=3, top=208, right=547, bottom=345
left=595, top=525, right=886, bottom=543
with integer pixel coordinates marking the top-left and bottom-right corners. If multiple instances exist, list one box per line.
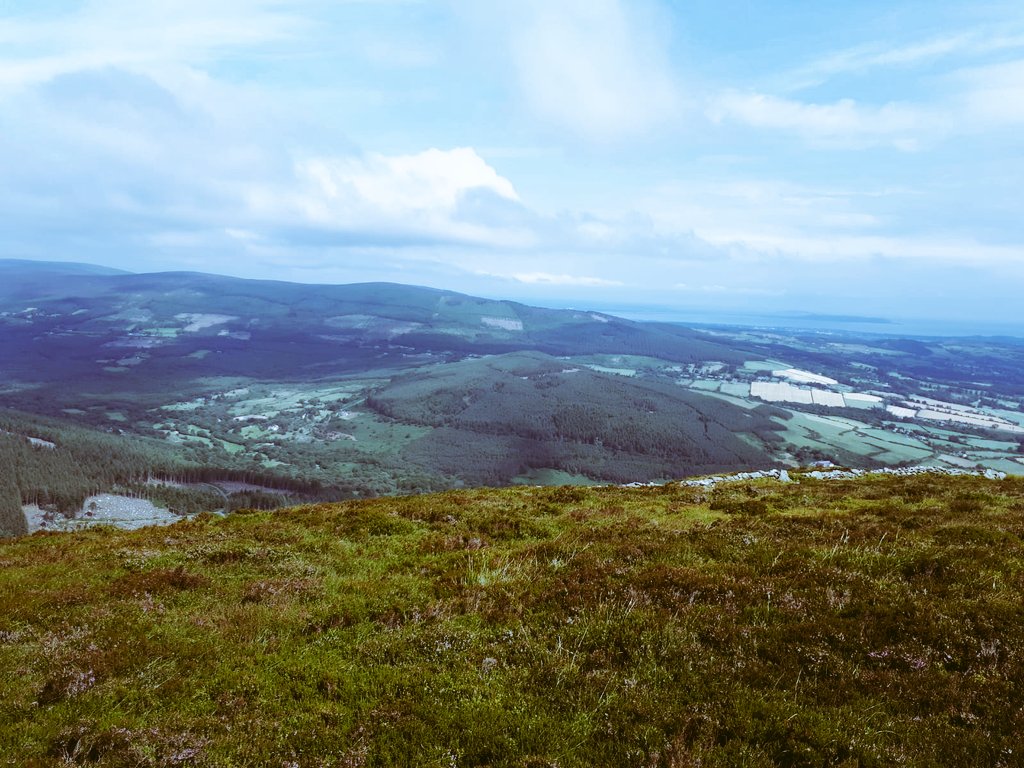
left=575, top=305, right=1024, bottom=340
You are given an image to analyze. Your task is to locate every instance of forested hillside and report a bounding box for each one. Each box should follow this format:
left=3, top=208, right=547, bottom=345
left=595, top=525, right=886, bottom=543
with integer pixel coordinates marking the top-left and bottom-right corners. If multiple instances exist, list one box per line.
left=0, top=413, right=335, bottom=537
left=368, top=353, right=784, bottom=484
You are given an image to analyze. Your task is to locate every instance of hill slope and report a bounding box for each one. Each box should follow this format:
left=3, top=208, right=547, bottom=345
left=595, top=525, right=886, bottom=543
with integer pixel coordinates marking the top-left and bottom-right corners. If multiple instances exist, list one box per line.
left=0, top=260, right=748, bottom=384
left=368, top=352, right=781, bottom=484
left=2, top=472, right=1022, bottom=766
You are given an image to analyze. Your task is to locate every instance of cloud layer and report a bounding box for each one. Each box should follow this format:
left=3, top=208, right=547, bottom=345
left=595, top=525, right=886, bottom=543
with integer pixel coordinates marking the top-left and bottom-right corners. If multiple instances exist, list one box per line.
left=1, top=1, right=1022, bottom=327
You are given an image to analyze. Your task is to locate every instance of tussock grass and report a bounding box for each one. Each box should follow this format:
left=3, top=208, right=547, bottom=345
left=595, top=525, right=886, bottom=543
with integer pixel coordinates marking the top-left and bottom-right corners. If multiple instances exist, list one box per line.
left=1, top=475, right=1023, bottom=766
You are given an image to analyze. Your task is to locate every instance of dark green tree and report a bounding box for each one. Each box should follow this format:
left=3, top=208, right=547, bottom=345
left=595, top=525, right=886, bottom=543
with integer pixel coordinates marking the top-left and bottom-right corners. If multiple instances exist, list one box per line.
left=0, top=476, right=27, bottom=538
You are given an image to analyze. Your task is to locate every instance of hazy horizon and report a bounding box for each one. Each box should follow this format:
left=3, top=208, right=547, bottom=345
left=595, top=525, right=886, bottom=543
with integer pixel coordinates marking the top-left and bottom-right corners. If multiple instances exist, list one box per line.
left=2, top=1, right=1022, bottom=330
left=7, top=256, right=1022, bottom=339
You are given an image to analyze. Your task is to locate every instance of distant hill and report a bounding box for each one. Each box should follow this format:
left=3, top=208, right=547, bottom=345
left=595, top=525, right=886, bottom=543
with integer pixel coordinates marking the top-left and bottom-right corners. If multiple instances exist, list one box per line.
left=0, top=258, right=130, bottom=276
left=0, top=260, right=749, bottom=384
left=2, top=471, right=1021, bottom=764
left=0, top=259, right=129, bottom=301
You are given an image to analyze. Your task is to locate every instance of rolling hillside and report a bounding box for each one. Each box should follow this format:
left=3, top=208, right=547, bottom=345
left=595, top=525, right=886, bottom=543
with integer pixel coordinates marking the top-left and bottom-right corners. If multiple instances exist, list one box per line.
left=0, top=260, right=748, bottom=385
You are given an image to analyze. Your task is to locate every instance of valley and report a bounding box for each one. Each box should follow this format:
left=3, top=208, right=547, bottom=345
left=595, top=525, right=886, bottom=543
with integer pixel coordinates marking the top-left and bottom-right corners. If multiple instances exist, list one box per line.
left=1, top=260, right=1022, bottom=536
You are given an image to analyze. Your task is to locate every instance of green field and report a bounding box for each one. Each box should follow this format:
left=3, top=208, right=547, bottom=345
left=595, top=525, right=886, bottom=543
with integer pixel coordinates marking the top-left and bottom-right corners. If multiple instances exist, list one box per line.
left=510, top=468, right=603, bottom=486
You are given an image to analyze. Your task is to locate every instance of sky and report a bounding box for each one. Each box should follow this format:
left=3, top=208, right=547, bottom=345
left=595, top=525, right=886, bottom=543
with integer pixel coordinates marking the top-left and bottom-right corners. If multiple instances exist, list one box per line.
left=1, top=0, right=1023, bottom=331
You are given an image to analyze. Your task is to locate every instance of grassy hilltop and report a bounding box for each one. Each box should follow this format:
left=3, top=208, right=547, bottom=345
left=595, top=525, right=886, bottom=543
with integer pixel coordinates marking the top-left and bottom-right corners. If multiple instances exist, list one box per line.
left=2, top=473, right=1023, bottom=766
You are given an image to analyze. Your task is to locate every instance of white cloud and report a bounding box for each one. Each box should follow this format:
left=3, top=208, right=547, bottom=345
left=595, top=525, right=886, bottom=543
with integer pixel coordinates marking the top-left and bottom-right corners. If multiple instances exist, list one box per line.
left=457, top=0, right=680, bottom=142
left=510, top=272, right=622, bottom=287
left=709, top=91, right=933, bottom=150
left=714, top=22, right=1024, bottom=149
left=954, top=58, right=1024, bottom=126
left=249, top=147, right=531, bottom=248
left=637, top=177, right=1024, bottom=269
left=674, top=283, right=783, bottom=297
left=782, top=28, right=1024, bottom=90
left=786, top=35, right=969, bottom=89
left=698, top=231, right=1024, bottom=266
left=0, top=0, right=305, bottom=91
left=708, top=53, right=1024, bottom=149
left=640, top=179, right=886, bottom=243
left=823, top=35, right=973, bottom=71
left=302, top=147, right=519, bottom=214
left=711, top=55, right=1024, bottom=148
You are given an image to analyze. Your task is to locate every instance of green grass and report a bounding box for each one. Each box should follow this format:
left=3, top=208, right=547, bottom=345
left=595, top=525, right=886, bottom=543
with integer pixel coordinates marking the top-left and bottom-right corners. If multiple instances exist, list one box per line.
left=2, top=475, right=1024, bottom=766
left=859, top=427, right=931, bottom=450
left=510, top=469, right=602, bottom=487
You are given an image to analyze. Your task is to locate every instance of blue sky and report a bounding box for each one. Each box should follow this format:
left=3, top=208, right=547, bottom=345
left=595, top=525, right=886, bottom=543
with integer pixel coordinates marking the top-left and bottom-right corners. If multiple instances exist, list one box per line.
left=2, top=1, right=1023, bottom=329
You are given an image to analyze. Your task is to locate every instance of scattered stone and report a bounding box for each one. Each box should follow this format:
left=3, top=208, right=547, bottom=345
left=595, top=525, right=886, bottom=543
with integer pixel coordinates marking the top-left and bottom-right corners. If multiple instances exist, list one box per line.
left=655, top=465, right=1008, bottom=493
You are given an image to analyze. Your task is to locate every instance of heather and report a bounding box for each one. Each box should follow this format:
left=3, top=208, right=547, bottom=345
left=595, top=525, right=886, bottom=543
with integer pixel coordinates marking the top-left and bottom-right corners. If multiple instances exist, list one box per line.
left=2, top=473, right=1022, bottom=766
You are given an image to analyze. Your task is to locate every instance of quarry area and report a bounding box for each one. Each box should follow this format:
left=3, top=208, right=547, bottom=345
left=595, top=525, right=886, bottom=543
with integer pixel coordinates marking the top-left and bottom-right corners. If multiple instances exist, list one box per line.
left=23, top=493, right=185, bottom=533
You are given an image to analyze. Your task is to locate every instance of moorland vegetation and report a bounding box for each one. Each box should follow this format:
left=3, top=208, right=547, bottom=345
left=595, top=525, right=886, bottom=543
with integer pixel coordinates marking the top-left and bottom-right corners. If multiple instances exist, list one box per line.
left=1, top=472, right=1022, bottom=765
